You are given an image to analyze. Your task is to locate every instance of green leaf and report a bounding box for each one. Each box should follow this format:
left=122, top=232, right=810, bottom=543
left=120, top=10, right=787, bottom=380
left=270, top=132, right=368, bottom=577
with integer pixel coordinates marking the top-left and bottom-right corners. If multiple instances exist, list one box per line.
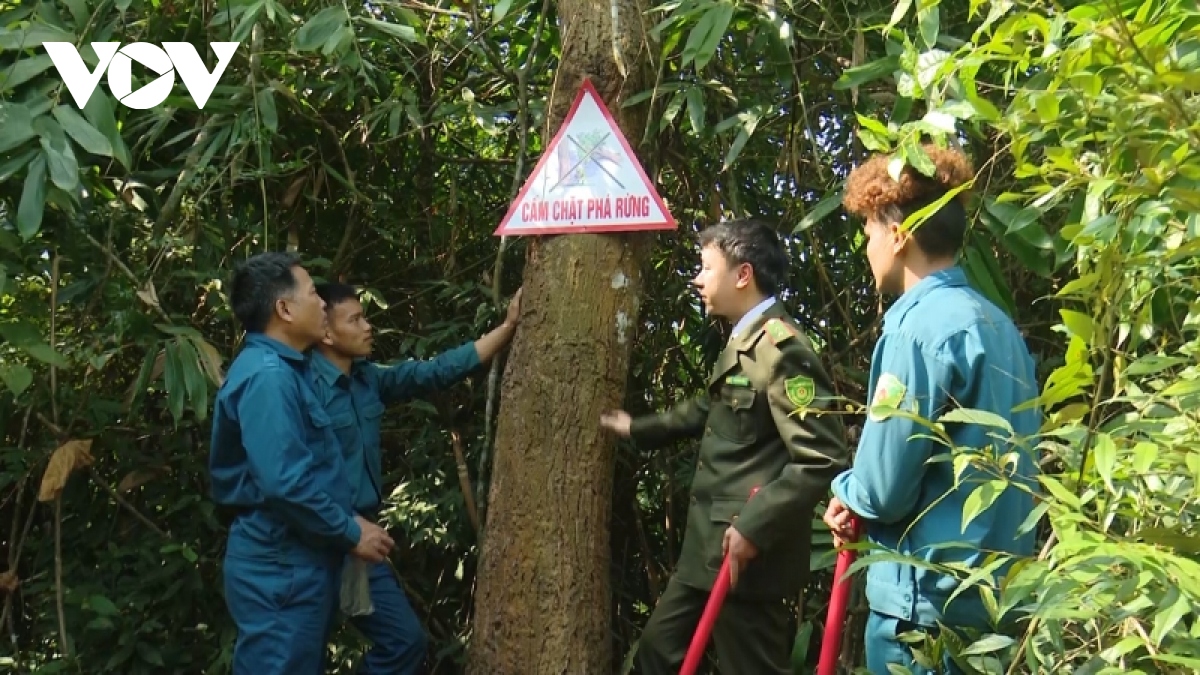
left=1124, top=354, right=1188, bottom=377
left=917, top=1, right=940, bottom=48
left=17, top=153, right=47, bottom=239
left=938, top=407, right=1014, bottom=434
left=962, top=480, right=1007, bottom=530
left=1038, top=474, right=1082, bottom=510
left=887, top=0, right=913, bottom=31
left=961, top=243, right=1015, bottom=317
left=174, top=337, right=208, bottom=421
left=1092, top=433, right=1116, bottom=490
left=52, top=105, right=113, bottom=157
left=82, top=90, right=130, bottom=168
left=1035, top=93, right=1059, bottom=123
left=34, top=118, right=79, bottom=191
left=360, top=17, right=422, bottom=45
left=0, top=54, right=55, bottom=92
left=0, top=23, right=75, bottom=50
left=834, top=55, right=902, bottom=90
left=960, top=634, right=1014, bottom=656
left=722, top=128, right=750, bottom=171
left=493, top=0, right=515, bottom=21
left=1059, top=309, right=1094, bottom=345
left=0, top=102, right=37, bottom=154
left=164, top=341, right=186, bottom=424
left=256, top=87, right=277, bottom=133
left=0, top=363, right=33, bottom=396
left=295, top=6, right=347, bottom=52
left=88, top=595, right=120, bottom=617
left=1160, top=378, right=1200, bottom=398
left=794, top=189, right=843, bottom=233
left=23, top=344, right=69, bottom=367
left=0, top=148, right=36, bottom=184
left=790, top=620, right=813, bottom=671
left=685, top=86, right=705, bottom=134
left=63, top=0, right=89, bottom=25
left=921, top=110, right=957, bottom=133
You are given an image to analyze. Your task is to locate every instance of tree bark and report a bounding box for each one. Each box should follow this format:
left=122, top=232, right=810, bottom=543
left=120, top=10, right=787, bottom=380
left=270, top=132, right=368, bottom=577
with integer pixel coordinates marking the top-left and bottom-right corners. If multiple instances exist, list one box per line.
left=466, top=0, right=656, bottom=671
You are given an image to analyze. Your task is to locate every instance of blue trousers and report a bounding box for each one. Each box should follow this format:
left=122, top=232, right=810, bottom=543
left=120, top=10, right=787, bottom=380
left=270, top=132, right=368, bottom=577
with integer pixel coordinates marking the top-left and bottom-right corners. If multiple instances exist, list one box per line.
left=224, top=554, right=339, bottom=675
left=865, top=611, right=964, bottom=675
left=349, top=560, right=427, bottom=675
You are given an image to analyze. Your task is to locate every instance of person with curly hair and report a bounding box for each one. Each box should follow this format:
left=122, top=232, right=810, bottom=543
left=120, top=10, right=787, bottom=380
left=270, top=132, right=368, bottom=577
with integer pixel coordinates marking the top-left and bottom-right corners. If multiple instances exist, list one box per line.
left=822, top=144, right=1042, bottom=673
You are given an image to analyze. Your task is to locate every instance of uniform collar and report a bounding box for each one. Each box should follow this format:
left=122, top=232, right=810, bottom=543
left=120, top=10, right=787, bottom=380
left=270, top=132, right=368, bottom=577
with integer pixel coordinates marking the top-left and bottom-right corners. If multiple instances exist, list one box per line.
left=244, top=333, right=307, bottom=364
left=709, top=301, right=789, bottom=387
left=730, top=296, right=777, bottom=340
left=884, top=265, right=968, bottom=328
left=310, top=349, right=352, bottom=387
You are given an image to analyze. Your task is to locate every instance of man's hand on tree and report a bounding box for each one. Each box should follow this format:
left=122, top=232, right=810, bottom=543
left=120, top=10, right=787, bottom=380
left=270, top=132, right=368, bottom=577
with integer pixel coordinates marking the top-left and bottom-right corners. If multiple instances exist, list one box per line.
left=599, top=410, right=632, bottom=438
left=503, top=287, right=523, bottom=329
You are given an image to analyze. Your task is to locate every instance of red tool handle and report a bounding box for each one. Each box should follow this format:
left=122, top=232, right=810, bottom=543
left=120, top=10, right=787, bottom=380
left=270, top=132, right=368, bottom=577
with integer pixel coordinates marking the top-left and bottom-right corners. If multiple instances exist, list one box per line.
left=679, top=486, right=760, bottom=675
left=816, top=518, right=862, bottom=675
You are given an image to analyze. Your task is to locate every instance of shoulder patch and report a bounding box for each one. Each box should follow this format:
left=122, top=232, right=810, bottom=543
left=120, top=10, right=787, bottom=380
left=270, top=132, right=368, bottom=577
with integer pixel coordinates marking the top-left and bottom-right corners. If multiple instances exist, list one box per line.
left=784, top=375, right=816, bottom=408
left=868, top=372, right=907, bottom=421
left=764, top=318, right=798, bottom=346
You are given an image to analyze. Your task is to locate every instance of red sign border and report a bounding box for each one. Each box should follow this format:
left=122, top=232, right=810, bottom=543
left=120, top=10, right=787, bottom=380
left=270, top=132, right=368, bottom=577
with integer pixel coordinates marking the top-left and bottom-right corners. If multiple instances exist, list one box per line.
left=494, top=78, right=678, bottom=236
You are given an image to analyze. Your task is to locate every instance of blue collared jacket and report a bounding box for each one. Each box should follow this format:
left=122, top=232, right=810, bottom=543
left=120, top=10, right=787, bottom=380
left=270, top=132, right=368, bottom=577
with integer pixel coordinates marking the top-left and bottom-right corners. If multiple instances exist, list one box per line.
left=308, top=342, right=481, bottom=512
left=831, top=266, right=1042, bottom=629
left=209, top=334, right=361, bottom=567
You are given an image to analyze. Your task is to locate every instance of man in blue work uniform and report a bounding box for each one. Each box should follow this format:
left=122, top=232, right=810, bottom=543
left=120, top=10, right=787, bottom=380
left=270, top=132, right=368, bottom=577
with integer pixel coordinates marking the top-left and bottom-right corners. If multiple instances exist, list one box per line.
left=309, top=281, right=523, bottom=674
left=209, top=252, right=396, bottom=675
left=823, top=145, right=1042, bottom=674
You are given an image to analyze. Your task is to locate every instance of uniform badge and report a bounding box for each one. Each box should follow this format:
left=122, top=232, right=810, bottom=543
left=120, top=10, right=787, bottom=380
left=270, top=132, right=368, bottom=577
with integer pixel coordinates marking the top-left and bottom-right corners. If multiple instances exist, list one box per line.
left=784, top=375, right=815, bottom=407
left=869, top=372, right=907, bottom=421
left=764, top=318, right=798, bottom=345
left=726, top=375, right=751, bottom=387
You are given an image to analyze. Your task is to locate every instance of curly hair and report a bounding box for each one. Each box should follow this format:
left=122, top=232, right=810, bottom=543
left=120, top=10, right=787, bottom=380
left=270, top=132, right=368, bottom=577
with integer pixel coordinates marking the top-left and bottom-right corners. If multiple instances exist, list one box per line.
left=842, top=143, right=976, bottom=258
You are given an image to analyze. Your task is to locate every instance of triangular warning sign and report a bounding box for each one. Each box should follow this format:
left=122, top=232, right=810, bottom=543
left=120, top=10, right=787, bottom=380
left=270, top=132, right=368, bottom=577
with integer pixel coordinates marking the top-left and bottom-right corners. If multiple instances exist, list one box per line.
left=495, top=79, right=676, bottom=236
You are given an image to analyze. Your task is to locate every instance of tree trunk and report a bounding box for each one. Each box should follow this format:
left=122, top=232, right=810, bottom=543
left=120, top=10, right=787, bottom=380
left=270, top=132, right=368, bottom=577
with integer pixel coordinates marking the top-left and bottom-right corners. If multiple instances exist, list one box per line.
left=466, top=0, right=656, bottom=672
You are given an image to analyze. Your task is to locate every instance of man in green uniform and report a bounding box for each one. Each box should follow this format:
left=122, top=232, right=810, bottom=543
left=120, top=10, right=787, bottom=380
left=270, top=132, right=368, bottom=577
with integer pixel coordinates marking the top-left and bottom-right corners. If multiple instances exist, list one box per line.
left=600, top=219, right=849, bottom=674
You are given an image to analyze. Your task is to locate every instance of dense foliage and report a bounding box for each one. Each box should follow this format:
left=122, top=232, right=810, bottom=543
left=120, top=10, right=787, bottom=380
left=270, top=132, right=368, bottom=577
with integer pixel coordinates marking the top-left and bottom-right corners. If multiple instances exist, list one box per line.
left=0, top=0, right=1196, bottom=672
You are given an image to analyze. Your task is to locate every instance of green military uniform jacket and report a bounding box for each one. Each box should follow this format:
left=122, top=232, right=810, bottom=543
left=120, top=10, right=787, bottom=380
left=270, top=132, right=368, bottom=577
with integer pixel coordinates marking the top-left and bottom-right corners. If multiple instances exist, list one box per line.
left=630, top=302, right=849, bottom=600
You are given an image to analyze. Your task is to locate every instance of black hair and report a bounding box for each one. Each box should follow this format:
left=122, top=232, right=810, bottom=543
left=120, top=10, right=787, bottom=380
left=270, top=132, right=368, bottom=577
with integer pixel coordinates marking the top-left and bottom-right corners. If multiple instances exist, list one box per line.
left=315, top=282, right=359, bottom=311
left=229, top=252, right=301, bottom=333
left=881, top=196, right=967, bottom=259
left=697, top=218, right=789, bottom=296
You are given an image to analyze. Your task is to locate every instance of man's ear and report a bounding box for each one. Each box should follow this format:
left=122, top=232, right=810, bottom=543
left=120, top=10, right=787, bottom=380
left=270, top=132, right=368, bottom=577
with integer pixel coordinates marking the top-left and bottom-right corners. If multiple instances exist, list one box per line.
left=888, top=221, right=912, bottom=255
left=275, top=296, right=293, bottom=324
left=735, top=262, right=754, bottom=289
left=320, top=326, right=334, bottom=347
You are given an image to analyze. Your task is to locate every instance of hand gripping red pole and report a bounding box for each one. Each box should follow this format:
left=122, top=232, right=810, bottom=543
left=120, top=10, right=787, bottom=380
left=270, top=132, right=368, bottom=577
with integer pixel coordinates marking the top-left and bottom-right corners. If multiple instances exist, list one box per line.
left=678, top=486, right=760, bottom=675
left=816, top=517, right=862, bottom=675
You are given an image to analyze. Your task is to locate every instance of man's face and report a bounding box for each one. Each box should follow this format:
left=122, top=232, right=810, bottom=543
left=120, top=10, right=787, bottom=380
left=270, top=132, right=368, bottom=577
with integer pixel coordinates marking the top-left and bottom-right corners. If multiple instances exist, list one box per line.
left=864, top=216, right=905, bottom=295
left=692, top=244, right=749, bottom=320
left=280, top=265, right=327, bottom=345
left=321, top=297, right=374, bottom=358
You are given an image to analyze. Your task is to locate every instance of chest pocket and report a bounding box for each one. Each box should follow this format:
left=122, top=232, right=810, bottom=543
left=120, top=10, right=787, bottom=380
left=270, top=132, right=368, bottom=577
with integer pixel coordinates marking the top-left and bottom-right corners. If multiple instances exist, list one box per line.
left=709, top=383, right=758, bottom=443
left=358, top=400, right=386, bottom=452
left=304, top=402, right=337, bottom=461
